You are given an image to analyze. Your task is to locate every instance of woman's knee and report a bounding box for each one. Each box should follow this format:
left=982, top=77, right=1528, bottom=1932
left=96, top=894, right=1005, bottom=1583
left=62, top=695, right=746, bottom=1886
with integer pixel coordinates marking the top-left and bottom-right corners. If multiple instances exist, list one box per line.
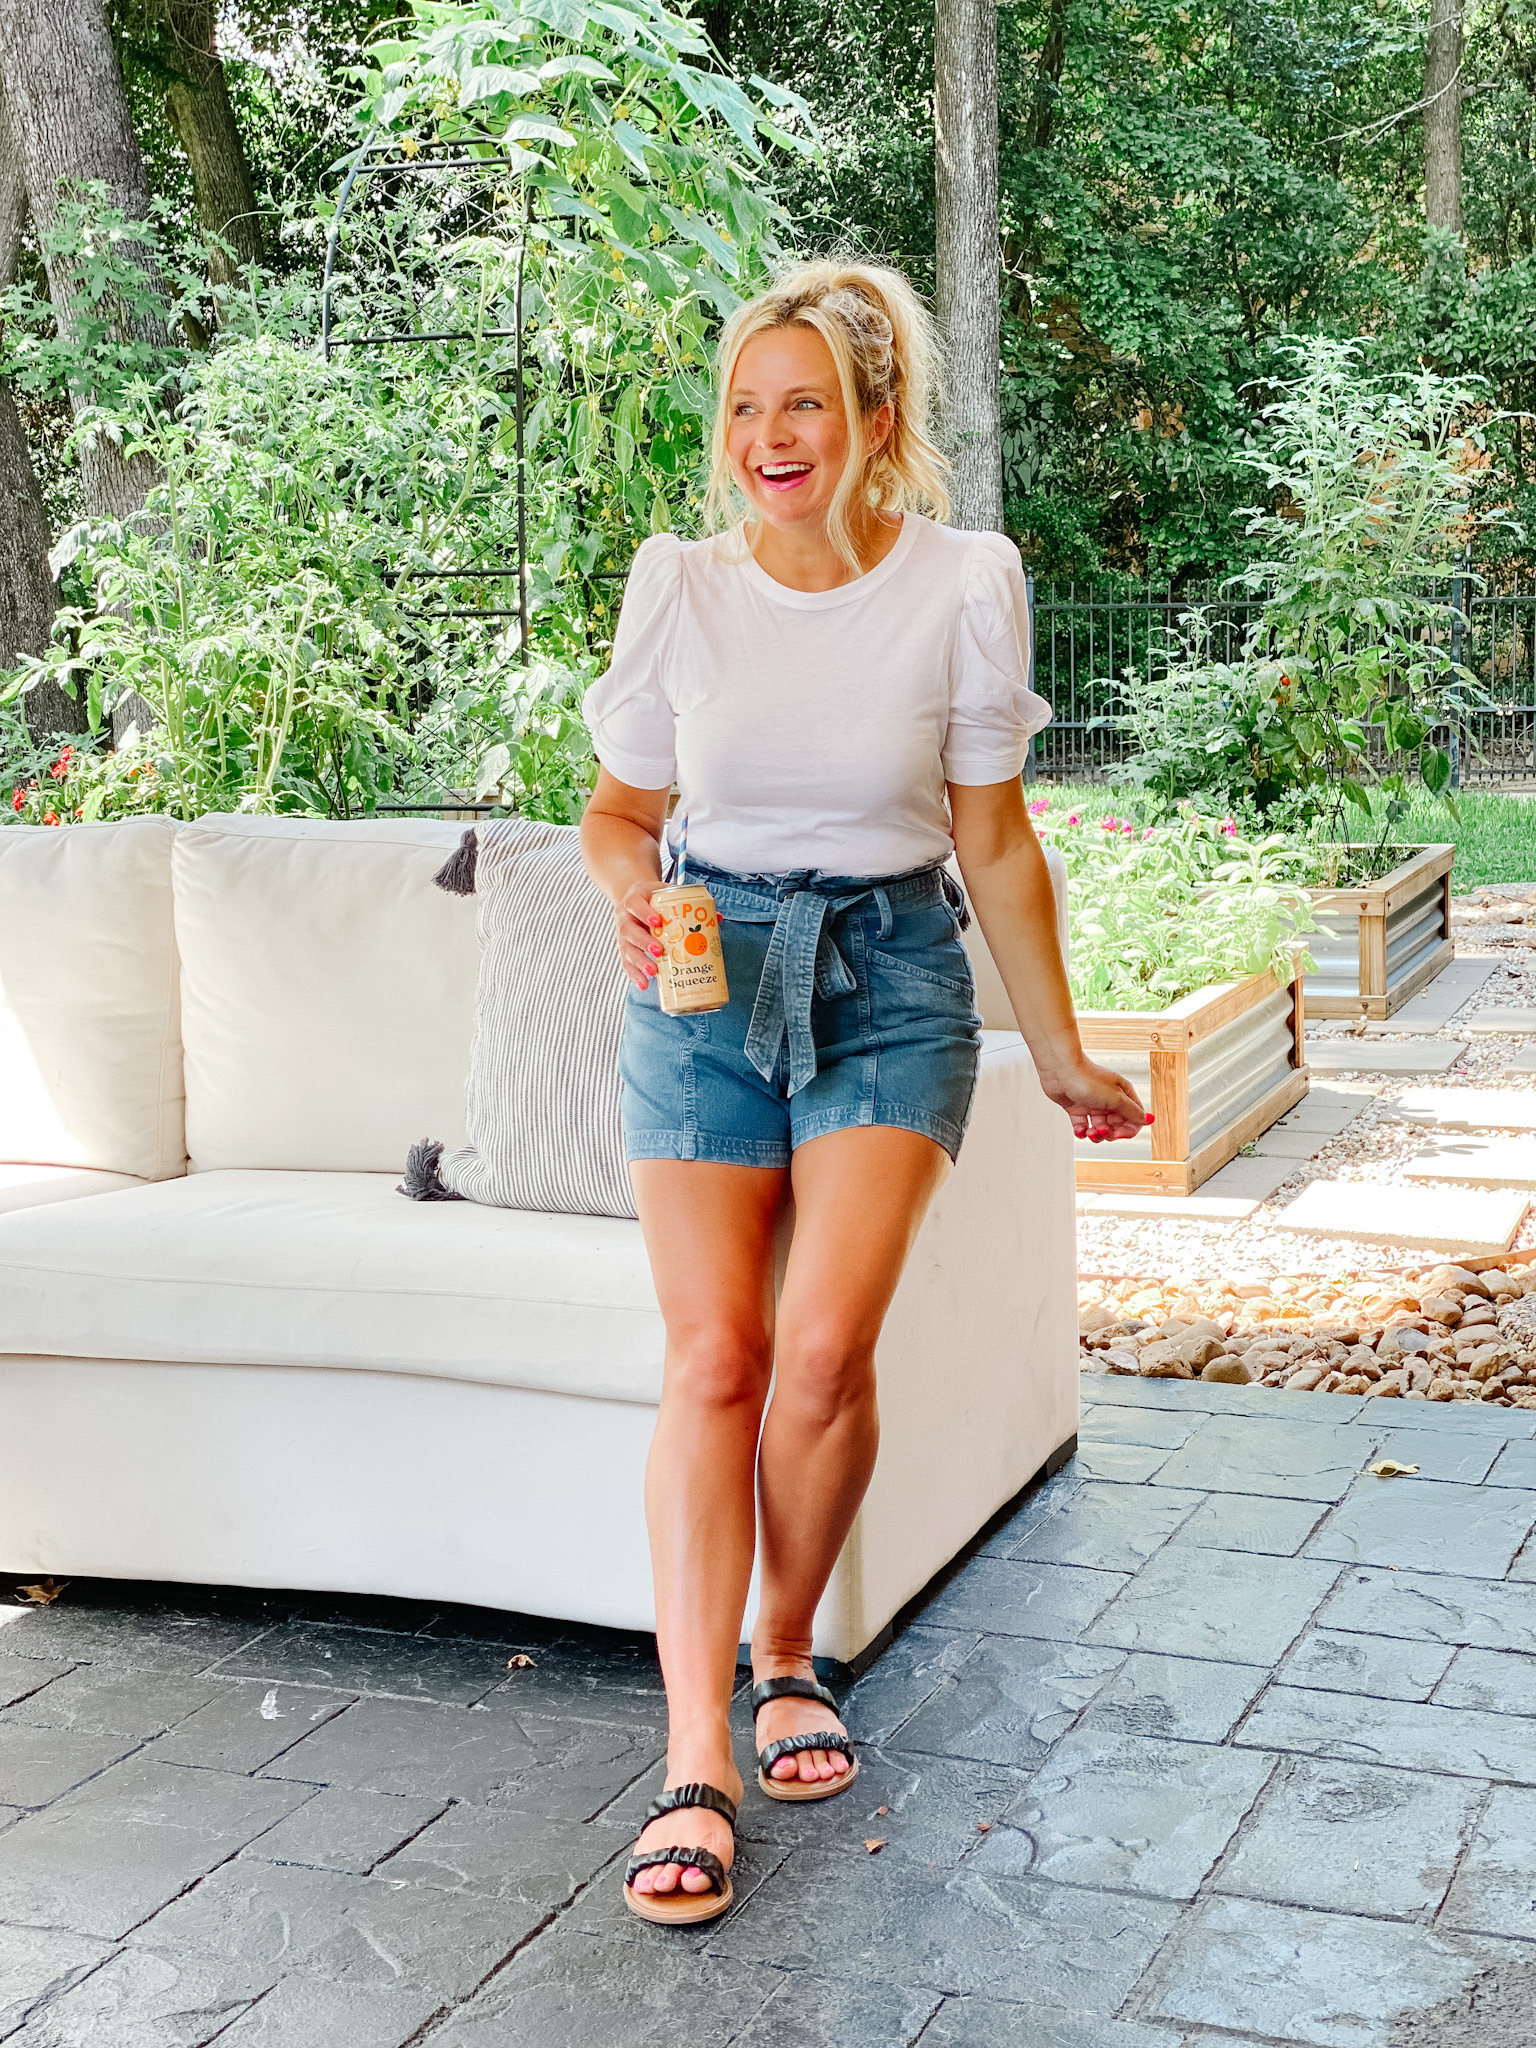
left=772, top=1324, right=876, bottom=1426
left=664, top=1324, right=774, bottom=1412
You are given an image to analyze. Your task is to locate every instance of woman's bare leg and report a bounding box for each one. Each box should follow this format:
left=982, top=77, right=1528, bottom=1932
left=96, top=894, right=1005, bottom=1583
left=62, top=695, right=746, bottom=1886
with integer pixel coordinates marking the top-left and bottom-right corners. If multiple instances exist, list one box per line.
left=626, top=1158, right=786, bottom=1895
left=752, top=1126, right=951, bottom=1783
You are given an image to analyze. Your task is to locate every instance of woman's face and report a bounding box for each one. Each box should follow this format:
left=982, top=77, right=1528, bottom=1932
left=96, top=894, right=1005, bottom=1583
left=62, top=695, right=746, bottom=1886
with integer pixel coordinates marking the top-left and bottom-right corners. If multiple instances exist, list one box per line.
left=725, top=324, right=890, bottom=536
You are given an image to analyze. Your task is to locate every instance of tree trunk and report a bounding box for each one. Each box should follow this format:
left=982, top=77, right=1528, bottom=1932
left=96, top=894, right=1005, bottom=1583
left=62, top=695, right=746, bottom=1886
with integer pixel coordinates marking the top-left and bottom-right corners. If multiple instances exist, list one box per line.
left=0, top=74, right=80, bottom=733
left=0, top=0, right=170, bottom=521
left=147, top=0, right=263, bottom=283
left=934, top=0, right=1002, bottom=531
left=1425, top=0, right=1464, bottom=233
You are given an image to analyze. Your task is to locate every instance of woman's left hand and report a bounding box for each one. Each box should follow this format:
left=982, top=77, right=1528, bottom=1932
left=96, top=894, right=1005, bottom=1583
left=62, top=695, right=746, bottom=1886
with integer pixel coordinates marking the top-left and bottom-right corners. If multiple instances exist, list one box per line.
left=1036, top=1057, right=1153, bottom=1143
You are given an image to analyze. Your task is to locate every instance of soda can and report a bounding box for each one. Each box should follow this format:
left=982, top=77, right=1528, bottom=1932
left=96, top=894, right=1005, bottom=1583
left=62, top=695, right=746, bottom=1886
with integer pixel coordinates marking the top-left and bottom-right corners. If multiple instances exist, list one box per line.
left=650, top=884, right=730, bottom=1014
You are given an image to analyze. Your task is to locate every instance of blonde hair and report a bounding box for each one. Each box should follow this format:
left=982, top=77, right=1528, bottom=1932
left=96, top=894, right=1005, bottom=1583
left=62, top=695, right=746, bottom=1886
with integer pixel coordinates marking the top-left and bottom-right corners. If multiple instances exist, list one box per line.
left=705, top=258, right=951, bottom=573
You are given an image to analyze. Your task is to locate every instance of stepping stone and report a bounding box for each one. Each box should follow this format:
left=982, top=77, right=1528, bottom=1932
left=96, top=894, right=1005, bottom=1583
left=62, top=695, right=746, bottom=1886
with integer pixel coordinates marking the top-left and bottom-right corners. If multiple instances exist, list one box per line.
left=1273, top=1180, right=1529, bottom=1254
left=1464, top=1010, right=1536, bottom=1037
left=1251, top=1128, right=1328, bottom=1159
left=1198, top=1155, right=1300, bottom=1201
left=1391, top=1087, right=1536, bottom=1132
left=1274, top=1087, right=1374, bottom=1136
left=1304, top=1040, right=1466, bottom=1075
left=1405, top=1135, right=1536, bottom=1190
left=1077, top=1190, right=1262, bottom=1222
left=1507, top=1049, right=1536, bottom=1076
left=1360, top=959, right=1498, bottom=1034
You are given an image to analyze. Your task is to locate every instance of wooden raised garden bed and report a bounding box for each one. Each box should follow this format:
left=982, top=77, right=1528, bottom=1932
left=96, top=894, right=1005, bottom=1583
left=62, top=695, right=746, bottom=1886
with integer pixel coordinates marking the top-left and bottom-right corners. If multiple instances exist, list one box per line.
left=1074, top=969, right=1309, bottom=1196
left=1304, top=844, right=1455, bottom=1021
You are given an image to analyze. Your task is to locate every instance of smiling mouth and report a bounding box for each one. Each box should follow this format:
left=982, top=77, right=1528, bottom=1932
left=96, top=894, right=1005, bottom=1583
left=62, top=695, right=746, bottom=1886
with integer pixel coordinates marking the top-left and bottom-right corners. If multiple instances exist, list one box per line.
left=757, top=461, right=813, bottom=489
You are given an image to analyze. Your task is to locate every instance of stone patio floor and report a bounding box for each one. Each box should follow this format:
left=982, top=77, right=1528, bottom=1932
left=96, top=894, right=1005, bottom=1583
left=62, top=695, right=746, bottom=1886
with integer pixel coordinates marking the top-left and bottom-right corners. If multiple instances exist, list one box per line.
left=3, top=1381, right=1536, bottom=2046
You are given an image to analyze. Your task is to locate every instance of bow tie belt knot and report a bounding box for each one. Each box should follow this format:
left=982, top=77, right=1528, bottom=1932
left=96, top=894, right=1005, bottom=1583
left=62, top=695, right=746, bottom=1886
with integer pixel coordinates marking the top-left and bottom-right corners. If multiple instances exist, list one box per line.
left=739, top=869, right=969, bottom=1097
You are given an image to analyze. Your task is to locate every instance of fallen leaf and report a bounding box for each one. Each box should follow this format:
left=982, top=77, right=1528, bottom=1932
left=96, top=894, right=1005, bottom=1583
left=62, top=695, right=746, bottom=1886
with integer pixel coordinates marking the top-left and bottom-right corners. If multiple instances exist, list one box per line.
left=976, top=1821, right=992, bottom=1832
left=875, top=1805, right=889, bottom=1816
left=507, top=1653, right=536, bottom=1669
left=1366, top=1460, right=1420, bottom=1478
left=863, top=1839, right=886, bottom=1854
left=16, top=1580, right=67, bottom=1605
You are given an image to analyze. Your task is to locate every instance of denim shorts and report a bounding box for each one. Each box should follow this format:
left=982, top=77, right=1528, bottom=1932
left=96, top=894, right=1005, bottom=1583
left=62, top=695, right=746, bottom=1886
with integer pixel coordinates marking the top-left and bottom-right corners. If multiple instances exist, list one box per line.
left=620, top=859, right=983, bottom=1168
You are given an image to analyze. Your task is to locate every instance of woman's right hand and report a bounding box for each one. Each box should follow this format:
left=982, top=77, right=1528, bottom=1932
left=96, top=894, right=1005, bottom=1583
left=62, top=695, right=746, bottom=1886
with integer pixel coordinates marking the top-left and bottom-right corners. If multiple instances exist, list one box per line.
left=616, top=880, right=666, bottom=992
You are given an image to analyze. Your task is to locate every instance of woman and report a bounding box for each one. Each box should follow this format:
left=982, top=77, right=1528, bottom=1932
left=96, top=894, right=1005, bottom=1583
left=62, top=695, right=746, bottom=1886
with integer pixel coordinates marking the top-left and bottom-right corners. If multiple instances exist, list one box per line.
left=580, top=260, right=1146, bottom=1926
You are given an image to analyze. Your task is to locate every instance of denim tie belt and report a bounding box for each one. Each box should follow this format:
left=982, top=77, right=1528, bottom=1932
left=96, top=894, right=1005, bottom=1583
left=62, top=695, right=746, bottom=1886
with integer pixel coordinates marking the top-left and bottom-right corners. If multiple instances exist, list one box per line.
left=701, top=864, right=969, bottom=1098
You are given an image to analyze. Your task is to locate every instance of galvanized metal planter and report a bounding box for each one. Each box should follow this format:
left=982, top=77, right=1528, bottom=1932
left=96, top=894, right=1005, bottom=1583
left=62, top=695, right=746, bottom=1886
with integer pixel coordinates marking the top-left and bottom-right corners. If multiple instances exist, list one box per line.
left=1074, top=971, right=1308, bottom=1195
left=1305, top=844, right=1455, bottom=1020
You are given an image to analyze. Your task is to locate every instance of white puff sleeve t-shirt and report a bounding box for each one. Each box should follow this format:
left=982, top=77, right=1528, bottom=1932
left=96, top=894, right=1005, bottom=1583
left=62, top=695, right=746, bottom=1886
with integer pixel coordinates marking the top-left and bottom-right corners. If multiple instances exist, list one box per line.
left=581, top=512, right=1050, bottom=877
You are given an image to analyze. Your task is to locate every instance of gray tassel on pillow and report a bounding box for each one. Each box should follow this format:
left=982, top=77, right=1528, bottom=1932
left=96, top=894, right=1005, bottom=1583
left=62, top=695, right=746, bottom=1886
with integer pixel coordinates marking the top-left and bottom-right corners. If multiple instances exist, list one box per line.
left=399, top=1138, right=465, bottom=1202
left=434, top=828, right=478, bottom=895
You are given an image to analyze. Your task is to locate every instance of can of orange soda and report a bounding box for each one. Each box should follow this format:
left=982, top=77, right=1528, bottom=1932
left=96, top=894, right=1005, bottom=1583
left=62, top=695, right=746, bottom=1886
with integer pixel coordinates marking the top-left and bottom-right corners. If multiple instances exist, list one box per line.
left=650, top=883, right=730, bottom=1014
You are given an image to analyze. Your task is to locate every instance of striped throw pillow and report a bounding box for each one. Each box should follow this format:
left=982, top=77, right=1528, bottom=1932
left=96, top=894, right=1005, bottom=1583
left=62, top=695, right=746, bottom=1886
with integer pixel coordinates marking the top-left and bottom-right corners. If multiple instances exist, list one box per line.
left=400, top=819, right=635, bottom=1219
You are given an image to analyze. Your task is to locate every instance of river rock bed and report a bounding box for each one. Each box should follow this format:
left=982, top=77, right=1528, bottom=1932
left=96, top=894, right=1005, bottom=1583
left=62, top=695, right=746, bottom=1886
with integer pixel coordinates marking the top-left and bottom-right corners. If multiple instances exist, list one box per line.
left=1078, top=1256, right=1536, bottom=1403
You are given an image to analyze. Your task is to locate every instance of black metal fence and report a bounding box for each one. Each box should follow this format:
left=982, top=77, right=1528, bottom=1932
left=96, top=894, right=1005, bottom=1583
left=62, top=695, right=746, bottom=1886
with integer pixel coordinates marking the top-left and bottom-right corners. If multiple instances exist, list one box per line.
left=1028, top=574, right=1536, bottom=787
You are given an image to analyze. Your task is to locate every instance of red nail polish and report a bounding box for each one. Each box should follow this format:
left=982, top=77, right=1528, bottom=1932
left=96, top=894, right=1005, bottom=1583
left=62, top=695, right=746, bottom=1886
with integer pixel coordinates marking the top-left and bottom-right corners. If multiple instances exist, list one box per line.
left=1145, top=1112, right=1156, bottom=1125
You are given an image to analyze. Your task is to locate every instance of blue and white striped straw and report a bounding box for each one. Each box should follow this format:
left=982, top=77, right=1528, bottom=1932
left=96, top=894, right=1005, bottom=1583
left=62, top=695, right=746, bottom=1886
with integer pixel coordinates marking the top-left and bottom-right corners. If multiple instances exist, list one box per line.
left=676, top=811, right=688, bottom=885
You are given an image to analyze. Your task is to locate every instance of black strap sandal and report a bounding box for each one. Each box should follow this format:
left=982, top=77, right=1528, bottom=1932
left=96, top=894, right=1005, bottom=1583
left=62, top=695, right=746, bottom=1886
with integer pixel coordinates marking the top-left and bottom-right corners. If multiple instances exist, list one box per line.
left=752, top=1675, right=861, bottom=1803
left=623, top=1782, right=737, bottom=1925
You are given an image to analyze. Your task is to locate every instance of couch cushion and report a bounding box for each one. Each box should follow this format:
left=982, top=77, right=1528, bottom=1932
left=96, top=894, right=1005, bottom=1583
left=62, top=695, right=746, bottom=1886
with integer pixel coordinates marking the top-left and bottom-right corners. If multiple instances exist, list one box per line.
left=0, top=817, right=185, bottom=1178
left=173, top=816, right=479, bottom=1172
left=0, top=1165, right=143, bottom=1216
left=0, top=1169, right=664, bottom=1402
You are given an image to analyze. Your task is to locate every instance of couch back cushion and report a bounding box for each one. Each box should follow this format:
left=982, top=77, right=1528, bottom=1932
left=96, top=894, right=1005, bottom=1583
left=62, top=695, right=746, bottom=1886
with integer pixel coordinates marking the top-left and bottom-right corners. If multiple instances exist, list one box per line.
left=174, top=816, right=479, bottom=1171
left=0, top=817, right=185, bottom=1179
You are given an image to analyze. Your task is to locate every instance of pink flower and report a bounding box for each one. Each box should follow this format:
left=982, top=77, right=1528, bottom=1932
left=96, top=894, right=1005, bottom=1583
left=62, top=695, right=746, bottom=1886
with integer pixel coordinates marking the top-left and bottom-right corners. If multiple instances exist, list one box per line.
left=1220, top=816, right=1238, bottom=837
left=10, top=789, right=22, bottom=813
left=1027, top=797, right=1050, bottom=816
left=1121, top=822, right=1135, bottom=835
left=1065, top=812, right=1080, bottom=826
left=1099, top=814, right=1119, bottom=831
left=1141, top=827, right=1156, bottom=841
left=42, top=811, right=59, bottom=827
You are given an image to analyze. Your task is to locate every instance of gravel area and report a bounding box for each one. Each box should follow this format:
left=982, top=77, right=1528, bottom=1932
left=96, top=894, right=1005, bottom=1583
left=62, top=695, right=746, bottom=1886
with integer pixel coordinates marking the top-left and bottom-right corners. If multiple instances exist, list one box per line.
left=1076, top=890, right=1536, bottom=1285
left=1078, top=1254, right=1536, bottom=1404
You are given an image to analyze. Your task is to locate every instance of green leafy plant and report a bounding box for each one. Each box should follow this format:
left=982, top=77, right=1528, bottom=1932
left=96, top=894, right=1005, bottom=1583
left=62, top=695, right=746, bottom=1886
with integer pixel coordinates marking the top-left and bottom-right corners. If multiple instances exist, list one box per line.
left=1029, top=797, right=1316, bottom=1011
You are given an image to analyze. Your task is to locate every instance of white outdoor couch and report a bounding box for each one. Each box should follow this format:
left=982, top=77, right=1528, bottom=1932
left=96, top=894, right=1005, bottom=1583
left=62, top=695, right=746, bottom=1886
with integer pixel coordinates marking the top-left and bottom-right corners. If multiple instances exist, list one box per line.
left=0, top=814, right=1076, bottom=1665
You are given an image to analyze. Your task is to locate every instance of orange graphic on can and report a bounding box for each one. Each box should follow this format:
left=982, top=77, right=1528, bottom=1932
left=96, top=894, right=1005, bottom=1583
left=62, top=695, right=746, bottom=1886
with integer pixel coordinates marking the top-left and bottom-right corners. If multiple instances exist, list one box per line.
left=650, top=884, right=730, bottom=1014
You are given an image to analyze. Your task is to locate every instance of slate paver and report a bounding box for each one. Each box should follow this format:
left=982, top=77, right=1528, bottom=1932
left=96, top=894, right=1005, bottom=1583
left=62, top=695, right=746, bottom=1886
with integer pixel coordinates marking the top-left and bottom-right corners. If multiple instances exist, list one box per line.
left=370, top=1799, right=617, bottom=1903
left=1147, top=1894, right=1519, bottom=2046
left=1072, top=1441, right=1174, bottom=1484
left=712, top=1851, right=1182, bottom=2007
left=1077, top=1405, right=1206, bottom=1450
left=1237, top=1684, right=1536, bottom=1783
left=1273, top=1178, right=1528, bottom=1253
left=0, top=1758, right=309, bottom=1939
left=1281, top=1626, right=1456, bottom=1702
left=839, top=1624, right=982, bottom=1743
left=895, top=1637, right=1123, bottom=1767
left=919, top=2004, right=1184, bottom=2048
left=135, top=1854, right=528, bottom=2000
left=0, top=1602, right=276, bottom=1675
left=1322, top=1565, right=1536, bottom=1652
left=1433, top=1646, right=1536, bottom=1716
left=1085, top=1549, right=1341, bottom=1665
left=1439, top=1786, right=1536, bottom=1939
left=1487, top=1438, right=1536, bottom=1489
left=258, top=1696, right=662, bottom=1822
left=1150, top=1416, right=1378, bottom=1501
left=421, top=1925, right=784, bottom=2048
left=736, top=1747, right=1035, bottom=1867
left=1076, top=1653, right=1269, bottom=1743
left=0, top=1727, right=137, bottom=1810
left=1346, top=1398, right=1536, bottom=1438
left=730, top=1971, right=943, bottom=2048
left=211, top=1623, right=510, bottom=1707
left=0, top=1668, right=216, bottom=1740
left=1008, top=1483, right=1204, bottom=1573
left=1305, top=1478, right=1536, bottom=1579
left=0, top=1924, right=113, bottom=2037
left=918, top=1557, right=1129, bottom=1642
left=1362, top=1427, right=1502, bottom=1484
left=462, top=1634, right=674, bottom=1732
left=244, top=1786, right=449, bottom=1877
left=209, top=1972, right=442, bottom=2048
left=149, top=1682, right=354, bottom=1774
left=1211, top=1756, right=1483, bottom=1915
left=982, top=1730, right=1273, bottom=1898
left=1169, top=1492, right=1328, bottom=1556
left=976, top=1467, right=1083, bottom=1556
left=0, top=1661, right=77, bottom=1713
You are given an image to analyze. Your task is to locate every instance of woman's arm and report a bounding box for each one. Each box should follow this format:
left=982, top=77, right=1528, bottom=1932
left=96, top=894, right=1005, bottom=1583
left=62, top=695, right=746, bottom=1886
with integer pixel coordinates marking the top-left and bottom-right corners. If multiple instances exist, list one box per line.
left=580, top=768, right=673, bottom=993
left=950, top=779, right=1149, bottom=1142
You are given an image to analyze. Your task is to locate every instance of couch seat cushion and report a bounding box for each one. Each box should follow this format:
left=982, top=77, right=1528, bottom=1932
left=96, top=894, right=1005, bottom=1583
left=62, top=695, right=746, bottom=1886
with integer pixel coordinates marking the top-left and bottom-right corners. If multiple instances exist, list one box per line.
left=0, top=1171, right=664, bottom=1403
left=0, top=1165, right=144, bottom=1216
